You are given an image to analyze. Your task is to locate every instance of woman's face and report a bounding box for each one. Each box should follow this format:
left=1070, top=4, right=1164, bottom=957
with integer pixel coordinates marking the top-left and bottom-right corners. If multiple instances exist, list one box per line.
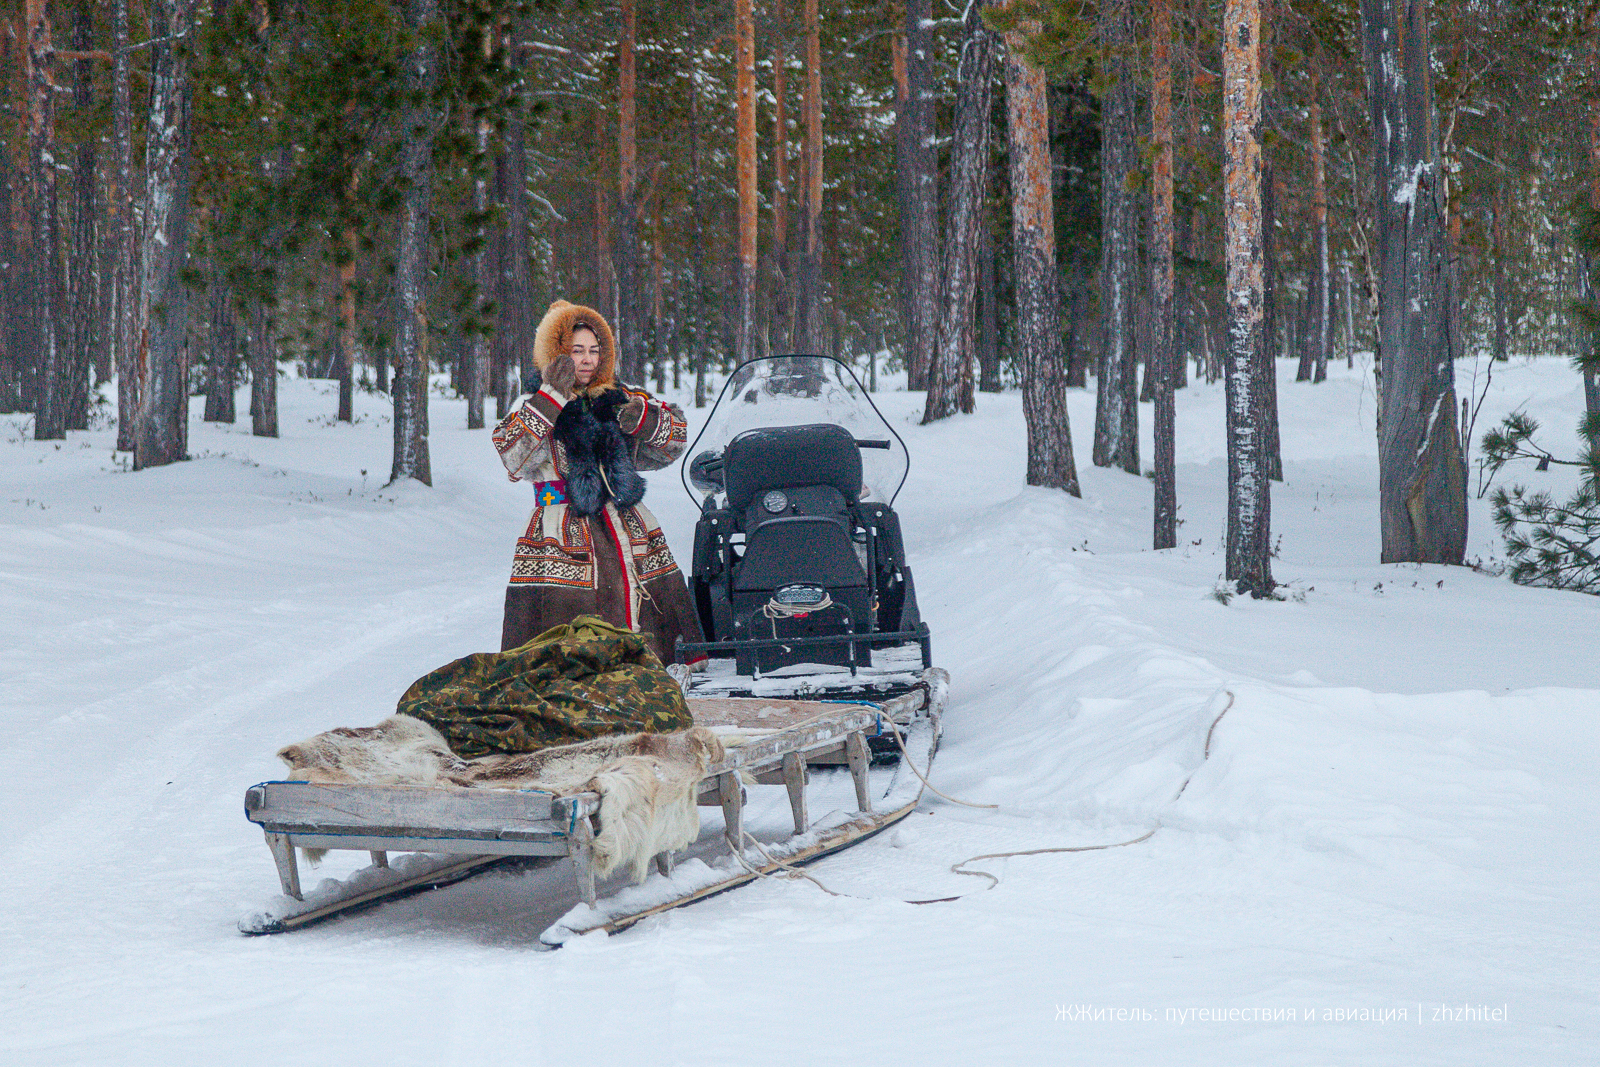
left=570, top=326, right=602, bottom=386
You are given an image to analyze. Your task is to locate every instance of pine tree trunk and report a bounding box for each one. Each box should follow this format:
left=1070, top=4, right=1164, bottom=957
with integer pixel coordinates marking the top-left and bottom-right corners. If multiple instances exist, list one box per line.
left=25, top=0, right=65, bottom=442
left=1003, top=18, right=1079, bottom=495
left=689, top=13, right=708, bottom=408
left=1489, top=196, right=1508, bottom=363
left=65, top=0, right=96, bottom=431
left=652, top=192, right=666, bottom=392
left=134, top=0, right=195, bottom=469
left=1343, top=260, right=1356, bottom=368
left=1587, top=59, right=1600, bottom=421
left=1253, top=5, right=1283, bottom=480
left=1361, top=0, right=1466, bottom=564
left=793, top=0, right=825, bottom=356
left=466, top=113, right=490, bottom=430
left=248, top=292, right=277, bottom=436
left=900, top=0, right=939, bottom=390
left=0, top=155, right=17, bottom=413
left=390, top=0, right=438, bottom=486
left=335, top=231, right=355, bottom=423
left=977, top=220, right=1000, bottom=392
left=1260, top=161, right=1283, bottom=481
left=593, top=108, right=612, bottom=323
left=1151, top=0, right=1177, bottom=549
left=1093, top=0, right=1138, bottom=474
left=110, top=0, right=135, bottom=450
left=615, top=0, right=643, bottom=383
left=494, top=14, right=533, bottom=413
left=924, top=1, right=992, bottom=424
left=771, top=0, right=791, bottom=353
left=1223, top=0, right=1274, bottom=596
left=204, top=264, right=237, bottom=423
left=734, top=0, right=758, bottom=365
left=1310, top=93, right=1331, bottom=384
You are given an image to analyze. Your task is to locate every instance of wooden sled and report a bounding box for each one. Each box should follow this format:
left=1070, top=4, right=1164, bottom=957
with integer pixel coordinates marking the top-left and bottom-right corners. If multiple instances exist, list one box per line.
left=240, top=668, right=947, bottom=944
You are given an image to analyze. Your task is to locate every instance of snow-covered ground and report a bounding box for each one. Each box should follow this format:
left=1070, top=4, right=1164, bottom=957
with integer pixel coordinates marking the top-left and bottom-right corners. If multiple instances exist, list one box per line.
left=1, top=353, right=1594, bottom=1065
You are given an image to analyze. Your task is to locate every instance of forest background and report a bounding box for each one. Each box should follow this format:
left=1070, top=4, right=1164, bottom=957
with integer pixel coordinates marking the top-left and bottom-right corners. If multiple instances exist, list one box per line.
left=2, top=0, right=1598, bottom=589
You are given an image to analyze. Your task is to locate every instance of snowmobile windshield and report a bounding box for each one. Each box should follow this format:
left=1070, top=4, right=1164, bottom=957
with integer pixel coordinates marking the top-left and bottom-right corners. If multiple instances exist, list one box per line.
left=682, top=355, right=909, bottom=506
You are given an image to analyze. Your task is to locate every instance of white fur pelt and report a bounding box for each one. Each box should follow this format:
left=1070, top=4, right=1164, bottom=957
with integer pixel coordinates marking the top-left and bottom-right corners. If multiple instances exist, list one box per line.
left=277, top=715, right=723, bottom=883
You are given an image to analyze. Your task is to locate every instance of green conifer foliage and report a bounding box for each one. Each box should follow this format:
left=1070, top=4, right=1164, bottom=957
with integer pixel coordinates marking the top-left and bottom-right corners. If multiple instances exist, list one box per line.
left=190, top=0, right=528, bottom=382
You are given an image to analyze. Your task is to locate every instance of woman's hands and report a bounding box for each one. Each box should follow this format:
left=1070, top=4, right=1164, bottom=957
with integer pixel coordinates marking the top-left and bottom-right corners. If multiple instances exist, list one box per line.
left=544, top=354, right=578, bottom=397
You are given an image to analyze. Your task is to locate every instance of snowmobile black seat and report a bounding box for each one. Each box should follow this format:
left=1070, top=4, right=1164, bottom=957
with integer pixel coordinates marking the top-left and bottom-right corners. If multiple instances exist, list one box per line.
left=734, top=515, right=867, bottom=590
left=723, top=424, right=863, bottom=510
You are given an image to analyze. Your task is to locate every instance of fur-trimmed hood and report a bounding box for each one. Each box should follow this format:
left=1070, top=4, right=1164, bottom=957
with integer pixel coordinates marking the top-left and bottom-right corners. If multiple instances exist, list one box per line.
left=534, top=299, right=618, bottom=398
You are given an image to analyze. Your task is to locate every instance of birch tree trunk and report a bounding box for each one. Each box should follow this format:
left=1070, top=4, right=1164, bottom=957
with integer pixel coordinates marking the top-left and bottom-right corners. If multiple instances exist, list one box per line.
left=734, top=0, right=758, bottom=365
left=390, top=0, right=438, bottom=486
left=1150, top=0, right=1177, bottom=548
left=133, top=0, right=195, bottom=469
left=25, top=0, right=65, bottom=441
left=923, top=0, right=992, bottom=423
left=1093, top=0, right=1138, bottom=474
left=1003, top=19, right=1079, bottom=494
left=793, top=0, right=825, bottom=356
left=1223, top=0, right=1274, bottom=596
left=1361, top=0, right=1467, bottom=564
left=616, top=0, right=643, bottom=382
left=900, top=0, right=938, bottom=389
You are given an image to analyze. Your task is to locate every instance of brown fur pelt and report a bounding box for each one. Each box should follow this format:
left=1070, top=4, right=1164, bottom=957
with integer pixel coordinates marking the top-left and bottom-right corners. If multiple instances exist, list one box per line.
left=277, top=715, right=723, bottom=883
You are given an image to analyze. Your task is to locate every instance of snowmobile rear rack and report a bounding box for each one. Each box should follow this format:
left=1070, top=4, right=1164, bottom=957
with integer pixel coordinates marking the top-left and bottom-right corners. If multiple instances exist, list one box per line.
left=239, top=670, right=946, bottom=942
left=673, top=622, right=932, bottom=676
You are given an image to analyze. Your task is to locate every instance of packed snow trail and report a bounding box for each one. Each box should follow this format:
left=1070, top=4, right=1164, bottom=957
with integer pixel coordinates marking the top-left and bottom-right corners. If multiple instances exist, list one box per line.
left=0, top=358, right=1595, bottom=1064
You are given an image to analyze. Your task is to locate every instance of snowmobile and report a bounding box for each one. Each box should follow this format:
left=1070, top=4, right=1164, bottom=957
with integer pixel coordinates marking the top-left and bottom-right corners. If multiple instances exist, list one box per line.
left=675, top=354, right=933, bottom=713
left=237, top=354, right=945, bottom=942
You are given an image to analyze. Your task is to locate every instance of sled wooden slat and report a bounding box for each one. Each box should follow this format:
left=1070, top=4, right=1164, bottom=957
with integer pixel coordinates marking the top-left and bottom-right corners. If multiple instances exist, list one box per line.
left=703, top=707, right=880, bottom=775
left=244, top=782, right=587, bottom=832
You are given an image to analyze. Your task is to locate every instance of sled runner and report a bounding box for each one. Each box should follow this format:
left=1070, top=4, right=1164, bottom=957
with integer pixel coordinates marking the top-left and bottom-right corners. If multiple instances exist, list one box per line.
left=240, top=670, right=945, bottom=942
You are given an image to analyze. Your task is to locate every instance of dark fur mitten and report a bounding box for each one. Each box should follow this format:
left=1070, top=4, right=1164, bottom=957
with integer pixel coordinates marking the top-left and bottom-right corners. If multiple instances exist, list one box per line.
left=591, top=390, right=647, bottom=508
left=554, top=390, right=647, bottom=516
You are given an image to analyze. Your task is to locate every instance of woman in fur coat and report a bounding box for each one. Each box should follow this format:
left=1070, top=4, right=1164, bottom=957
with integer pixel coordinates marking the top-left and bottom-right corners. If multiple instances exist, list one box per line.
left=492, top=300, right=706, bottom=664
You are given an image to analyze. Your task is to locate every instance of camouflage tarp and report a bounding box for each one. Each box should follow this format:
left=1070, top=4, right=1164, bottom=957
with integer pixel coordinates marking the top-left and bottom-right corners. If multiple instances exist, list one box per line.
left=397, top=615, right=692, bottom=758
